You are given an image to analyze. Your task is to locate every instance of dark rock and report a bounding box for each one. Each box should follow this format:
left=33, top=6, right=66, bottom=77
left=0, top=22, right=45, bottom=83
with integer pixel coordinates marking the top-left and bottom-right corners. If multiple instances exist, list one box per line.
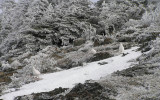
left=114, top=65, right=153, bottom=77
left=73, top=38, right=86, bottom=46
left=33, top=87, right=67, bottom=100
left=122, top=53, right=129, bottom=57
left=15, top=87, right=68, bottom=100
left=90, top=52, right=113, bottom=62
left=64, top=82, right=113, bottom=100
left=98, top=62, right=108, bottom=65
left=15, top=82, right=117, bottom=100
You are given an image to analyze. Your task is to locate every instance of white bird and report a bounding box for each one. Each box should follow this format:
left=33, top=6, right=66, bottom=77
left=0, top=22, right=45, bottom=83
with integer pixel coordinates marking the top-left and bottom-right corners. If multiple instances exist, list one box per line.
left=119, top=43, right=124, bottom=54
left=32, top=66, right=41, bottom=78
left=90, top=48, right=97, bottom=54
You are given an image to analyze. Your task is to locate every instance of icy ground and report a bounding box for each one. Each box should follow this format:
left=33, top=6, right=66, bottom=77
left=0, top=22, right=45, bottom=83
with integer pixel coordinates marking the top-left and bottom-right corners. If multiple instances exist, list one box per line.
left=0, top=47, right=142, bottom=100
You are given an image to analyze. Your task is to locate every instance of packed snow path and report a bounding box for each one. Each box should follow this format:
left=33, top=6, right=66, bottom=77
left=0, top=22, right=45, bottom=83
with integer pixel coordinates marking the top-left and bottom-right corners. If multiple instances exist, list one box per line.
left=0, top=47, right=141, bottom=100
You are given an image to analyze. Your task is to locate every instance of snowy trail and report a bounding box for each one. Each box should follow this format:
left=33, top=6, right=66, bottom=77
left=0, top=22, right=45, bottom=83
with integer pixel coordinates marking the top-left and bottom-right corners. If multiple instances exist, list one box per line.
left=0, top=47, right=141, bottom=100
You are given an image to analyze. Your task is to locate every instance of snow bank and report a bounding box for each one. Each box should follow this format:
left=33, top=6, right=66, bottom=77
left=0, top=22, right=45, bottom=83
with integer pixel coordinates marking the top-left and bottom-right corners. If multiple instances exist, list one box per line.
left=0, top=47, right=141, bottom=100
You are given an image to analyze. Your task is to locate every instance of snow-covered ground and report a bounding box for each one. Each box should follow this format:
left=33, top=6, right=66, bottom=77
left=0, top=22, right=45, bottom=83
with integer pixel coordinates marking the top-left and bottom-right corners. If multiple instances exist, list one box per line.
left=0, top=47, right=141, bottom=100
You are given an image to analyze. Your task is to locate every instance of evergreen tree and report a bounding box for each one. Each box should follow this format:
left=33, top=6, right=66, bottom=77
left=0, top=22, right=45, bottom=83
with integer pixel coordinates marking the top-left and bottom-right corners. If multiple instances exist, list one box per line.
left=1, top=0, right=16, bottom=31
left=25, top=0, right=49, bottom=27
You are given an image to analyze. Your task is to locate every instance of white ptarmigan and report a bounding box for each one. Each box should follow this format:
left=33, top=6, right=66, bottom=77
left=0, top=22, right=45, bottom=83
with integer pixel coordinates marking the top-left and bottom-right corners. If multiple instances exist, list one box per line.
left=119, top=43, right=124, bottom=54
left=32, top=66, right=41, bottom=78
left=90, top=48, right=97, bottom=54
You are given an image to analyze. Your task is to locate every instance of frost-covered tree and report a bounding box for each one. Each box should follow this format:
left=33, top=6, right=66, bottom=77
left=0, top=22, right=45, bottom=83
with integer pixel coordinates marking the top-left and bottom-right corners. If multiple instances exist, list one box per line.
left=25, top=0, right=49, bottom=27
left=98, top=0, right=127, bottom=34
left=9, top=0, right=34, bottom=30
left=1, top=0, right=16, bottom=31
left=9, top=46, right=57, bottom=88
left=42, top=3, right=55, bottom=22
left=98, top=0, right=145, bottom=35
left=141, top=2, right=160, bottom=26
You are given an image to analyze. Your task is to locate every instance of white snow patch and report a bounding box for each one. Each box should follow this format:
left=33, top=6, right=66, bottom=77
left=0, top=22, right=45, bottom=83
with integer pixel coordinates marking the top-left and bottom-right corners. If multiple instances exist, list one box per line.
left=0, top=47, right=141, bottom=100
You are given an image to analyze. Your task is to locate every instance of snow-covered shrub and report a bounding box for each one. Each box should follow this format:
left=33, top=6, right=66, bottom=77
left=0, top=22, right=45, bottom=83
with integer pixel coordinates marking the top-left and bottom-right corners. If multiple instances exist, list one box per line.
left=0, top=31, right=23, bottom=54
left=17, top=51, right=32, bottom=60
left=98, top=0, right=144, bottom=36
left=124, top=19, right=140, bottom=28
left=0, top=0, right=16, bottom=31
left=1, top=61, right=11, bottom=71
left=0, top=0, right=97, bottom=56
left=28, top=52, right=56, bottom=73
left=8, top=46, right=58, bottom=88
left=141, top=11, right=155, bottom=26
left=81, top=23, right=96, bottom=40
left=10, top=60, right=22, bottom=69
left=141, top=2, right=160, bottom=26
left=137, top=36, right=160, bottom=65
